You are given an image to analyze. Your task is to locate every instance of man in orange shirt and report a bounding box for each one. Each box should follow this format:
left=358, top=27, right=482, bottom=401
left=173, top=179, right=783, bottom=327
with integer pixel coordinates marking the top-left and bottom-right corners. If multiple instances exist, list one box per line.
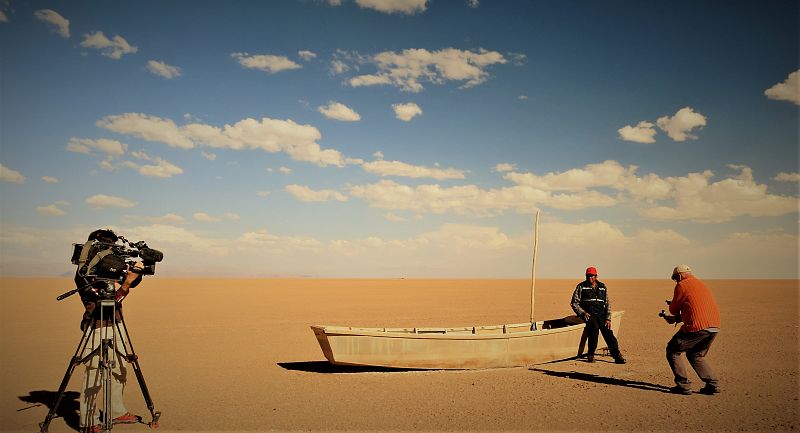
left=662, top=264, right=721, bottom=395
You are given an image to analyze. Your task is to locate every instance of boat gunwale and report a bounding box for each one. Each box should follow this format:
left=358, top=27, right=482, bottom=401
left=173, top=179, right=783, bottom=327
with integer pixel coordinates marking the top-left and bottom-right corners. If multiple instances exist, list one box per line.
left=311, top=311, right=623, bottom=341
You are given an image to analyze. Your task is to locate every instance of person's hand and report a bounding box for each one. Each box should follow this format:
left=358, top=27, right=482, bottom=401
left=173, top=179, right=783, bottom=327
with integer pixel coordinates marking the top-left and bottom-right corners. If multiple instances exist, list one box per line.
left=605, top=319, right=612, bottom=329
left=583, top=312, right=590, bottom=321
left=662, top=314, right=676, bottom=324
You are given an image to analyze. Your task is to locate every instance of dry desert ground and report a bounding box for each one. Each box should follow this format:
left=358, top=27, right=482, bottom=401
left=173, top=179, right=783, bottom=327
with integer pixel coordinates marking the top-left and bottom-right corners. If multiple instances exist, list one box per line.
left=1, top=277, right=798, bottom=432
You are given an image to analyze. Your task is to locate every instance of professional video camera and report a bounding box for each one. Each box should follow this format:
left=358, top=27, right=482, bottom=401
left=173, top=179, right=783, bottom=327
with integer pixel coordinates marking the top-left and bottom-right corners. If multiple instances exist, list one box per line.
left=71, top=229, right=164, bottom=281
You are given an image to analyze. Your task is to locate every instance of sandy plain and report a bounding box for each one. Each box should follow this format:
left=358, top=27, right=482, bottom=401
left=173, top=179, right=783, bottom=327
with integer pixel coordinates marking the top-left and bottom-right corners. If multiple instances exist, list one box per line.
left=1, top=277, right=798, bottom=432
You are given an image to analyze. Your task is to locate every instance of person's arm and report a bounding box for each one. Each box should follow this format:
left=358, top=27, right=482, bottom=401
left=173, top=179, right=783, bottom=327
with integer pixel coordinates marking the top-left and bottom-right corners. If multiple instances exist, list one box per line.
left=571, top=285, right=589, bottom=320
left=604, top=286, right=612, bottom=328
left=116, top=262, right=143, bottom=302
left=668, top=284, right=684, bottom=316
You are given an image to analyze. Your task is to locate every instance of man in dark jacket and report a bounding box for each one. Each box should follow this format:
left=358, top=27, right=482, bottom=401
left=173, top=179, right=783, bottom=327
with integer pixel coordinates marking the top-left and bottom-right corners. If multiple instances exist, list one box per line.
left=570, top=266, right=626, bottom=364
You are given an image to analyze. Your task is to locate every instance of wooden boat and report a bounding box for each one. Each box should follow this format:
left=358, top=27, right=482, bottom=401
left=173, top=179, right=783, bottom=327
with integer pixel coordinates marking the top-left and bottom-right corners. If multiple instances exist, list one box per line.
left=311, top=311, right=623, bottom=369
left=310, top=211, right=624, bottom=369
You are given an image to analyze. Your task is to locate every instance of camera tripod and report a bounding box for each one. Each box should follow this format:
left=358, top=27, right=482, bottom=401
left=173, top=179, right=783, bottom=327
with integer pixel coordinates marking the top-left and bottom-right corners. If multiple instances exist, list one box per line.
left=39, top=279, right=161, bottom=432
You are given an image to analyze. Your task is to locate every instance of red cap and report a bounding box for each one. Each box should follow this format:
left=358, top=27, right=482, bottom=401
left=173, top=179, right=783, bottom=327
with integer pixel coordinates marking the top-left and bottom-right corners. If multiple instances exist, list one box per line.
left=585, top=267, right=597, bottom=276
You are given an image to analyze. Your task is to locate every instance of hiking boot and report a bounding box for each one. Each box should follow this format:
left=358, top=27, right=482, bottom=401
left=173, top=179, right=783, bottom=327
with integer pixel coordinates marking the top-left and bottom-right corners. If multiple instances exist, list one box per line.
left=669, top=385, right=692, bottom=395
left=614, top=355, right=627, bottom=364
left=699, top=384, right=720, bottom=395
left=112, top=412, right=140, bottom=424
left=586, top=354, right=595, bottom=363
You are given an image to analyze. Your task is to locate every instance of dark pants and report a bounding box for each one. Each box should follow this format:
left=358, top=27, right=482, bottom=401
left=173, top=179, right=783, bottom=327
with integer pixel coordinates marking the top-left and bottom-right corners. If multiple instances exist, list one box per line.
left=666, top=330, right=718, bottom=390
left=585, top=315, right=621, bottom=358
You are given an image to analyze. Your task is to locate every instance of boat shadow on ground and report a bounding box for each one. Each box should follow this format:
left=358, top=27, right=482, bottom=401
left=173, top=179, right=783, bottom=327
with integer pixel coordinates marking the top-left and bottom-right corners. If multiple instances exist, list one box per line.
left=278, top=361, right=419, bottom=374
left=530, top=368, right=673, bottom=393
left=18, top=390, right=80, bottom=431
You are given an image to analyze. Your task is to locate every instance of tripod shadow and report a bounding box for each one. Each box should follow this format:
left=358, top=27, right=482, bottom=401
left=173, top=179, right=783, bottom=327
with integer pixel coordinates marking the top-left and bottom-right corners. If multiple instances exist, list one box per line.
left=531, top=368, right=673, bottom=393
left=278, top=361, right=417, bottom=373
left=18, top=390, right=80, bottom=431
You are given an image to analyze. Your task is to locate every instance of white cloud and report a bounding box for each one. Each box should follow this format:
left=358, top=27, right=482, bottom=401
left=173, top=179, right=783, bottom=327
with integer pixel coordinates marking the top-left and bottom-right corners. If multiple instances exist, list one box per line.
left=637, top=165, right=797, bottom=223
left=618, top=121, right=657, bottom=143
left=279, top=166, right=293, bottom=174
left=201, top=152, right=216, bottom=161
left=298, top=50, right=317, bottom=61
left=494, top=163, right=515, bottom=172
left=33, top=9, right=69, bottom=38
left=85, top=194, right=136, bottom=209
left=66, top=137, right=127, bottom=158
left=774, top=172, right=800, bottom=182
left=1, top=164, right=25, bottom=183
left=355, top=0, right=427, bottom=15
left=42, top=176, right=59, bottom=183
left=80, top=31, right=137, bottom=59
left=318, top=101, right=361, bottom=121
left=505, top=160, right=641, bottom=192
left=468, top=0, right=479, bottom=8
left=147, top=60, right=182, bottom=79
left=348, top=48, right=507, bottom=92
left=383, top=212, right=408, bottom=222
left=136, top=158, right=184, bottom=178
left=238, top=229, right=322, bottom=252
left=518, top=95, right=528, bottom=100
left=151, top=213, right=185, bottom=224
left=392, top=102, right=422, bottom=121
left=764, top=70, right=799, bottom=105
left=36, top=203, right=66, bottom=216
left=327, top=0, right=342, bottom=5
left=98, top=113, right=349, bottom=167
left=656, top=107, right=707, bottom=142
left=256, top=190, right=271, bottom=198
left=285, top=184, right=348, bottom=202
left=231, top=53, right=301, bottom=73
left=361, top=159, right=466, bottom=180
left=349, top=179, right=615, bottom=216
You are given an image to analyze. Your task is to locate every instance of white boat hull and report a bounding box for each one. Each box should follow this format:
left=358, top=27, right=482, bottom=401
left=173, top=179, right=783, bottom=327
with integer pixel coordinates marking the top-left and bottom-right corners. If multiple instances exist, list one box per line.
left=311, top=311, right=624, bottom=369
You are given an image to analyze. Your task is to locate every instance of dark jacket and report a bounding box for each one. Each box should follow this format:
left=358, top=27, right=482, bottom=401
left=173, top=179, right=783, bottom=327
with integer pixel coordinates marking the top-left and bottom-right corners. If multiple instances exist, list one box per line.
left=570, top=280, right=612, bottom=320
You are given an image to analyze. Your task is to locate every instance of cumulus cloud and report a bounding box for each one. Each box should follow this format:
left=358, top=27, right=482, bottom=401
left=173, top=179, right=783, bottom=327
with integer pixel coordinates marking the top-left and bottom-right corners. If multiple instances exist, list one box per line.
left=392, top=102, right=422, bottom=121
left=361, top=158, right=466, bottom=180
left=193, top=212, right=240, bottom=223
left=231, top=53, right=301, bottom=73
left=33, top=9, right=69, bottom=38
left=201, top=152, right=216, bottom=161
left=66, top=137, right=127, bottom=158
left=656, top=107, right=707, bottom=142
left=279, top=166, right=293, bottom=174
left=468, top=0, right=479, bottom=8
left=774, top=172, right=800, bottom=182
left=85, top=194, right=135, bottom=209
left=0, top=164, right=25, bottom=183
left=285, top=184, right=348, bottom=202
left=764, top=70, right=799, bottom=105
left=298, top=50, right=317, bottom=61
left=493, top=163, right=515, bottom=172
left=347, top=48, right=507, bottom=92
left=637, top=165, right=797, bottom=223
left=318, top=101, right=361, bottom=121
left=36, top=202, right=67, bottom=216
left=150, top=213, right=185, bottom=224
left=97, top=113, right=349, bottom=167
left=147, top=60, right=182, bottom=79
left=42, top=176, right=59, bottom=183
left=134, top=158, right=184, bottom=178
left=618, top=121, right=657, bottom=143
left=81, top=31, right=137, bottom=59
left=355, top=0, right=427, bottom=15
left=238, top=229, right=322, bottom=252
left=349, top=179, right=615, bottom=217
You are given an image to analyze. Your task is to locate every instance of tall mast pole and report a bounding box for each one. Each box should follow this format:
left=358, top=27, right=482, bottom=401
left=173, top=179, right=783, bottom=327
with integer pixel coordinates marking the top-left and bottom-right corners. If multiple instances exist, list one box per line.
left=530, top=210, right=540, bottom=324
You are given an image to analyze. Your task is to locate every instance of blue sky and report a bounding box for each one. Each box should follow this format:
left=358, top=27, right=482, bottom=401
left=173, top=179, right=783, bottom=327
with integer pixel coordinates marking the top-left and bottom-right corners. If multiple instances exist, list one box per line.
left=1, top=0, right=798, bottom=278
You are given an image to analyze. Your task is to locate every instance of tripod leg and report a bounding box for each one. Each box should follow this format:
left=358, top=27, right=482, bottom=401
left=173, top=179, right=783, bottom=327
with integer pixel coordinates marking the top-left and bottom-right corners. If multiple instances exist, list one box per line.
left=39, top=326, right=94, bottom=433
left=118, top=319, right=161, bottom=428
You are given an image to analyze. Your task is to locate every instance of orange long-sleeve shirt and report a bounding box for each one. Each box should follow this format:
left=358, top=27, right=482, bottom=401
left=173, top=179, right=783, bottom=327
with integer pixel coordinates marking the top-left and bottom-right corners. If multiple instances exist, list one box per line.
left=669, top=274, right=720, bottom=332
